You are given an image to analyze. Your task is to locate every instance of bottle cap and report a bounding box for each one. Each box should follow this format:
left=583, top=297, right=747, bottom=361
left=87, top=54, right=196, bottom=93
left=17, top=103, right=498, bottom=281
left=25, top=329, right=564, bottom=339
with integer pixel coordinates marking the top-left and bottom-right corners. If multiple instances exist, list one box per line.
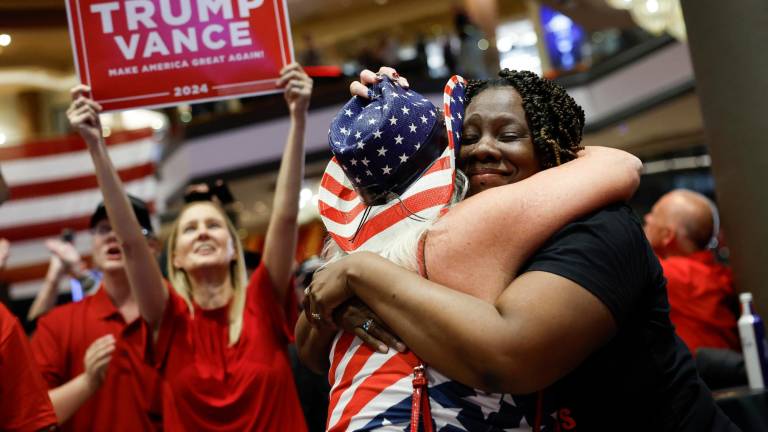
left=740, top=292, right=753, bottom=303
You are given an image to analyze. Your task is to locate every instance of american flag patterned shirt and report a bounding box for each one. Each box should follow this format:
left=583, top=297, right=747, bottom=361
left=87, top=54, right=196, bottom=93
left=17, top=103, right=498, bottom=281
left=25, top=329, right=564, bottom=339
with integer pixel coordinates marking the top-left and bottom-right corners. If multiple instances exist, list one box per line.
left=326, top=331, right=535, bottom=431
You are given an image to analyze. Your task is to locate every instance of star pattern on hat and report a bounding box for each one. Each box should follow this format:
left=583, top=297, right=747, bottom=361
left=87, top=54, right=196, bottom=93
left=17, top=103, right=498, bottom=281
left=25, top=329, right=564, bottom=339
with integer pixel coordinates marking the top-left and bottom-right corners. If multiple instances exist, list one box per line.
left=320, top=74, right=466, bottom=255
left=327, top=77, right=442, bottom=189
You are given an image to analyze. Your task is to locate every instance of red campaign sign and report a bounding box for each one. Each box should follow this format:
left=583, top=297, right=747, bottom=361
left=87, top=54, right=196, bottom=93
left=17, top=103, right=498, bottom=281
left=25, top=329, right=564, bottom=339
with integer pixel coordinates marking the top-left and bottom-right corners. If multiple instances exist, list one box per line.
left=65, top=0, right=295, bottom=111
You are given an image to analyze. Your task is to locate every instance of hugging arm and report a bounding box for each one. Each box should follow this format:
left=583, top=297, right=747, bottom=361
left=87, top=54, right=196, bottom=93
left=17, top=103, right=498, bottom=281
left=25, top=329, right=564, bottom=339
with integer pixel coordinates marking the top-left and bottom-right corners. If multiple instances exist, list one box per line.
left=426, top=145, right=641, bottom=300
left=296, top=298, right=404, bottom=373
left=296, top=149, right=640, bottom=372
left=297, top=147, right=639, bottom=364
left=311, top=252, right=615, bottom=394
left=297, top=66, right=641, bottom=373
left=343, top=148, right=638, bottom=387
left=295, top=313, right=336, bottom=373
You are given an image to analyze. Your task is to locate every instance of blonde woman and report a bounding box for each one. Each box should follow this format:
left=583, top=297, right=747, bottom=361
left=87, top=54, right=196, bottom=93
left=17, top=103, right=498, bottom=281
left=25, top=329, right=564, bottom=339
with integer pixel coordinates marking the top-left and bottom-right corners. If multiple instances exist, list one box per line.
left=70, top=63, right=312, bottom=431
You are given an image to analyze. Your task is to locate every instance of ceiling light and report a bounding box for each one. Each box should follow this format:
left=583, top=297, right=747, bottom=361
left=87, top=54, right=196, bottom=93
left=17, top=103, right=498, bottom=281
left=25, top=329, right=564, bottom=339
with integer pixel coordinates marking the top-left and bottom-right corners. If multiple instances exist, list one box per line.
left=0, top=34, right=10, bottom=47
left=630, top=0, right=673, bottom=35
left=607, top=0, right=685, bottom=41
left=497, top=35, right=517, bottom=52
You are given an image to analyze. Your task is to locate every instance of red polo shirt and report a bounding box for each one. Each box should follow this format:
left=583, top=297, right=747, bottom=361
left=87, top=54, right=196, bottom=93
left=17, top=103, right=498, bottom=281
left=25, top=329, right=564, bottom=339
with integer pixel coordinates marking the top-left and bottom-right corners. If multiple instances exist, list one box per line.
left=0, top=303, right=57, bottom=431
left=661, top=251, right=739, bottom=354
left=30, top=285, right=162, bottom=432
left=155, top=264, right=306, bottom=432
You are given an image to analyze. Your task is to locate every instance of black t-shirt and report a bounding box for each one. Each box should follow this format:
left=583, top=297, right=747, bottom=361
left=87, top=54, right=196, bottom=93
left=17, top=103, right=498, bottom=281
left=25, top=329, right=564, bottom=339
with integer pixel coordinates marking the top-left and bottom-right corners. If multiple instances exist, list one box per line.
left=516, top=204, right=739, bottom=432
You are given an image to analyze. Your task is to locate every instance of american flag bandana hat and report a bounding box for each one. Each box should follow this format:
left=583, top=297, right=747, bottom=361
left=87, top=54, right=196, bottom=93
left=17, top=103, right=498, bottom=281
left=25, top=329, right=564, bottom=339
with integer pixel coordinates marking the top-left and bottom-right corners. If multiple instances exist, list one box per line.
left=319, top=75, right=467, bottom=253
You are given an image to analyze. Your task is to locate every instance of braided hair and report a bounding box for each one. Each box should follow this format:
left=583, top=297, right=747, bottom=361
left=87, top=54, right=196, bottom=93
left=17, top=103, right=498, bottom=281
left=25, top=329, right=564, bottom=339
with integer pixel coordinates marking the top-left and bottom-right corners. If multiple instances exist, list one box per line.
left=464, top=69, right=585, bottom=169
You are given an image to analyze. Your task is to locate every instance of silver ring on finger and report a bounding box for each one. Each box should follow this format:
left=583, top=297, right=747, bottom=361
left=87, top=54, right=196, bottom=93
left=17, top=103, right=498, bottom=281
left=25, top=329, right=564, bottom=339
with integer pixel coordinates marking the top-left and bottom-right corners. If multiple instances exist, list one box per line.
left=361, top=318, right=374, bottom=332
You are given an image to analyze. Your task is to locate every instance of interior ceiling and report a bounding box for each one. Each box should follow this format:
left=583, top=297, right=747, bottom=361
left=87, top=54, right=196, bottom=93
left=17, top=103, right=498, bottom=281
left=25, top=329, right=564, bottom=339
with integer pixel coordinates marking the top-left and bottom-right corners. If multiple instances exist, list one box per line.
left=0, top=0, right=452, bottom=73
left=0, top=0, right=381, bottom=74
left=0, top=0, right=704, bottom=229
left=0, top=0, right=633, bottom=73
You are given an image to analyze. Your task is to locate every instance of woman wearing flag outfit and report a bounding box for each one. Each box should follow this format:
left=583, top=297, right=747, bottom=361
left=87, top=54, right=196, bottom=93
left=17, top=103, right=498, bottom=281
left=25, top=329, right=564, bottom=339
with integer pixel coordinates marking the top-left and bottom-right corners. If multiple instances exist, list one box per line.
left=296, top=70, right=645, bottom=431
left=301, top=68, right=739, bottom=431
left=67, top=62, right=312, bottom=431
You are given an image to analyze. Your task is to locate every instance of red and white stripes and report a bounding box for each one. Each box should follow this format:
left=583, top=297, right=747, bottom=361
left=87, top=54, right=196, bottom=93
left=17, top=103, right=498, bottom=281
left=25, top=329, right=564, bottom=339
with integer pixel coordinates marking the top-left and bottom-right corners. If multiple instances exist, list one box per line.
left=0, top=128, right=159, bottom=299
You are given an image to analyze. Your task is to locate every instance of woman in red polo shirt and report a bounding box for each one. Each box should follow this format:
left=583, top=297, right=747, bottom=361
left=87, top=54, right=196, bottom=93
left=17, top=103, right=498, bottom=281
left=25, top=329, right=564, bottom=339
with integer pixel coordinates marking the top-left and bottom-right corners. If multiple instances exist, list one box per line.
left=67, top=63, right=312, bottom=431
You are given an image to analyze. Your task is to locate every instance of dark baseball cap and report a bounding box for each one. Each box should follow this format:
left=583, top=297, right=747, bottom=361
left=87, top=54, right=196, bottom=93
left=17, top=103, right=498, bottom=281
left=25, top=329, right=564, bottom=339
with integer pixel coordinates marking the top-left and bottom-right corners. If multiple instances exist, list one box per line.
left=89, top=195, right=154, bottom=236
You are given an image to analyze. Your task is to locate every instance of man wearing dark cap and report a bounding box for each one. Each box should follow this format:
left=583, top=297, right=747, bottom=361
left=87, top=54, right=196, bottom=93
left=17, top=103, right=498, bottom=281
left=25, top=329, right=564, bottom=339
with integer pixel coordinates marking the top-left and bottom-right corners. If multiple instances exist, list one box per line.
left=30, top=196, right=164, bottom=431
left=28, top=196, right=156, bottom=320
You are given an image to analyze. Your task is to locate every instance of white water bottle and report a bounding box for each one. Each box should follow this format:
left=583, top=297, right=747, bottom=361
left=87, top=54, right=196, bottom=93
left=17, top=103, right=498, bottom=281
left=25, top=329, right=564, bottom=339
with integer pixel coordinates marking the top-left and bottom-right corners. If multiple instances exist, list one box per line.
left=737, top=292, right=768, bottom=390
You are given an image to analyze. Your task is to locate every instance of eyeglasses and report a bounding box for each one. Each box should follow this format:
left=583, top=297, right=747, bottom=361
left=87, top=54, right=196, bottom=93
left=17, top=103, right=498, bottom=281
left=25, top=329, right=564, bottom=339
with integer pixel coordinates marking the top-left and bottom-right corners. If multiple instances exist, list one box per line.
left=91, top=224, right=113, bottom=236
left=91, top=224, right=152, bottom=238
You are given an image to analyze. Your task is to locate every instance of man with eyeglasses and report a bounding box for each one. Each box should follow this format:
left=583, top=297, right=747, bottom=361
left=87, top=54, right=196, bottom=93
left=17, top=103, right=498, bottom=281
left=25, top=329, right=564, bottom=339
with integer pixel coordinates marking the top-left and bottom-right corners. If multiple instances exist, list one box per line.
left=30, top=196, right=164, bottom=431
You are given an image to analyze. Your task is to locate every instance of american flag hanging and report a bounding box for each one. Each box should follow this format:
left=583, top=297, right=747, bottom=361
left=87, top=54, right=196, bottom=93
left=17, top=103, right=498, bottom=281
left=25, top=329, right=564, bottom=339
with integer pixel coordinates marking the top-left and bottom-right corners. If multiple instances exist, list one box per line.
left=0, top=129, right=159, bottom=300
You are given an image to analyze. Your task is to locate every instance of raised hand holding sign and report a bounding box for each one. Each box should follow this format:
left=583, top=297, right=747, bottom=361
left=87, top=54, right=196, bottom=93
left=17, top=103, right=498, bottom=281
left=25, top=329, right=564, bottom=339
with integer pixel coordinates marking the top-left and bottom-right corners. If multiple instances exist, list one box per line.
left=65, top=0, right=294, bottom=111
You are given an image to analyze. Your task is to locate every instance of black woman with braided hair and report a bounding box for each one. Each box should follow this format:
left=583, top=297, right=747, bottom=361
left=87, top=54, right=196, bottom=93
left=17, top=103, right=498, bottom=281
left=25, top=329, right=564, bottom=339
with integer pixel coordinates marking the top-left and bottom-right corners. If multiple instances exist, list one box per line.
left=301, top=68, right=739, bottom=431
left=464, top=69, right=584, bottom=169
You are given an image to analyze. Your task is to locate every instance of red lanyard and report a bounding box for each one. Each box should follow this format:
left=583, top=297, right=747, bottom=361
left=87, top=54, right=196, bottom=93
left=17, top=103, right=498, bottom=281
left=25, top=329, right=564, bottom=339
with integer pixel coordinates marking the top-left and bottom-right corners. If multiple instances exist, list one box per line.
left=410, top=364, right=433, bottom=432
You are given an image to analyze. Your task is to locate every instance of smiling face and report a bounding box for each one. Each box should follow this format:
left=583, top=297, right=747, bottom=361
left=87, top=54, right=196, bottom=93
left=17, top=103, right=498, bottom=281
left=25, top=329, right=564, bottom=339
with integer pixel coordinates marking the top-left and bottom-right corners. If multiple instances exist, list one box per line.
left=172, top=202, right=236, bottom=272
left=459, top=87, right=541, bottom=195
